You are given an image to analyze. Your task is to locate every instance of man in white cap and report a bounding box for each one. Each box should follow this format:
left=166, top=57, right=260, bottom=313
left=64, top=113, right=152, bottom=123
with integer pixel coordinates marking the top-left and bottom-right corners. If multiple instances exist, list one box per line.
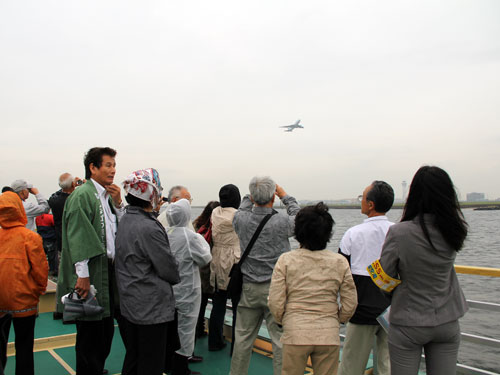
left=11, top=179, right=50, bottom=232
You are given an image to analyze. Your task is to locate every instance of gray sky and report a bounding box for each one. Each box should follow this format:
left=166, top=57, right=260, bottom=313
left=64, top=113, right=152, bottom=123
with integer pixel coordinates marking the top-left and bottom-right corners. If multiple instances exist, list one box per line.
left=1, top=0, right=499, bottom=205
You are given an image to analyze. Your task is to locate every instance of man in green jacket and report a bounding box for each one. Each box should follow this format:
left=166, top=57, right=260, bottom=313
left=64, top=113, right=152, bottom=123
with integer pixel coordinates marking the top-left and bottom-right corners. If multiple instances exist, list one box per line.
left=57, top=147, right=124, bottom=375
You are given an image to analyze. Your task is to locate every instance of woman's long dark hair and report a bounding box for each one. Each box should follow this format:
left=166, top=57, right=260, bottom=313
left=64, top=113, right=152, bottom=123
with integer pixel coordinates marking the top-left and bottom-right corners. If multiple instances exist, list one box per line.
left=402, top=166, right=468, bottom=251
left=193, top=201, right=220, bottom=231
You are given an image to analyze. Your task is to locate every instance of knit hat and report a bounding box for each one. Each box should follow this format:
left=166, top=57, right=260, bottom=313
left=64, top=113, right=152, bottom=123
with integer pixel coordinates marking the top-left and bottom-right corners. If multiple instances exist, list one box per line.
left=219, top=184, right=241, bottom=209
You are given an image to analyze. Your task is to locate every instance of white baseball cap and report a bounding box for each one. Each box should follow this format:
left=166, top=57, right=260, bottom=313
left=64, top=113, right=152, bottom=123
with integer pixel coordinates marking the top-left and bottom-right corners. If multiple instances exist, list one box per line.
left=11, top=179, right=33, bottom=193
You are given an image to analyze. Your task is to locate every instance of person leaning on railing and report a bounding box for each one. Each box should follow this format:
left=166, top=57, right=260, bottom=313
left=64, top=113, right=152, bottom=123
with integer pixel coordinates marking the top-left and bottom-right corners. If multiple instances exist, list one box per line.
left=376, top=166, right=469, bottom=375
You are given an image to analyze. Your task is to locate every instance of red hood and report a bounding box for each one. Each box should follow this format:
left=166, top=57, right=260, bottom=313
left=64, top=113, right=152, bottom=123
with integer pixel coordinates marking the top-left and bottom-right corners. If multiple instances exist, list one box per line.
left=0, top=192, right=27, bottom=228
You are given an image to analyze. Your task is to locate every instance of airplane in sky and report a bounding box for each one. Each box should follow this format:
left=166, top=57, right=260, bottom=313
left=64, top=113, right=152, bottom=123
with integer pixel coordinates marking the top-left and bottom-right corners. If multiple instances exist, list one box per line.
left=280, top=119, right=304, bottom=132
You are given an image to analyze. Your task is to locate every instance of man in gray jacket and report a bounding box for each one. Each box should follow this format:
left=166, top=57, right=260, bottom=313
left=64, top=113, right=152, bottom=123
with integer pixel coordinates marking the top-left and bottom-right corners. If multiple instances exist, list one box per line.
left=230, top=176, right=300, bottom=375
left=11, top=179, right=49, bottom=232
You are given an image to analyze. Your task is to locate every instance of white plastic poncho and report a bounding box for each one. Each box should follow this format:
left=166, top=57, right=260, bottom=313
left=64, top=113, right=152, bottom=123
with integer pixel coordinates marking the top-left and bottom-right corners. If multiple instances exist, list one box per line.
left=166, top=199, right=212, bottom=356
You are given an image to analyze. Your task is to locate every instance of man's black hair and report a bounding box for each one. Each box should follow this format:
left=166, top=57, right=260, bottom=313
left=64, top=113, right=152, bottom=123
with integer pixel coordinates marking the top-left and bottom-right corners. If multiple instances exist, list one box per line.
left=84, top=147, right=117, bottom=179
left=366, top=181, right=394, bottom=213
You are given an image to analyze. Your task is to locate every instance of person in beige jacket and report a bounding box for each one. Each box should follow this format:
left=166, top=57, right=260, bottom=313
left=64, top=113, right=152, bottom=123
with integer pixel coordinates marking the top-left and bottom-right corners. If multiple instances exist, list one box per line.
left=208, top=184, right=242, bottom=352
left=268, top=203, right=358, bottom=375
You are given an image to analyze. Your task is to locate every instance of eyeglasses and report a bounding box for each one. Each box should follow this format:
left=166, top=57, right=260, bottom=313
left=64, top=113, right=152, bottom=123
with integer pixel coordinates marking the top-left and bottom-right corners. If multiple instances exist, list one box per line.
left=173, top=196, right=193, bottom=204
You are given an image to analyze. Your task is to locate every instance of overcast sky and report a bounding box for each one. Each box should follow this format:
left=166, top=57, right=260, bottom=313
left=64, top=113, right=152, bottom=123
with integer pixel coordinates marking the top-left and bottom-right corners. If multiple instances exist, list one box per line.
left=1, top=0, right=499, bottom=205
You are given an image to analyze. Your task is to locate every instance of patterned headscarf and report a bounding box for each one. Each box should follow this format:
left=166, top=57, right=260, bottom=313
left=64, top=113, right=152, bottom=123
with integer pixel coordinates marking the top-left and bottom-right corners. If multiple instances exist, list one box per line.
left=122, top=168, right=163, bottom=209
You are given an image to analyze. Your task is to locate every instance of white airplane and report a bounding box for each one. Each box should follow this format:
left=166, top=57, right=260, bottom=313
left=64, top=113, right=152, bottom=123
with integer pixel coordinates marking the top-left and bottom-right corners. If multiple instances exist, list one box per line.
left=280, top=119, right=304, bottom=132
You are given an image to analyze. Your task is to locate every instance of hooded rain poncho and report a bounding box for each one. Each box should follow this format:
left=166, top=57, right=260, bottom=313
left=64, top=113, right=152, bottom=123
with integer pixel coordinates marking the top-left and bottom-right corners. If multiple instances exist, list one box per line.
left=0, top=192, right=48, bottom=317
left=166, top=199, right=212, bottom=356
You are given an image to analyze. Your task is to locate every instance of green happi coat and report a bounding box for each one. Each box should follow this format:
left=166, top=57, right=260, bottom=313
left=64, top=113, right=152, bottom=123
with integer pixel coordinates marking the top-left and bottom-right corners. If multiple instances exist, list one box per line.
left=56, top=180, right=117, bottom=320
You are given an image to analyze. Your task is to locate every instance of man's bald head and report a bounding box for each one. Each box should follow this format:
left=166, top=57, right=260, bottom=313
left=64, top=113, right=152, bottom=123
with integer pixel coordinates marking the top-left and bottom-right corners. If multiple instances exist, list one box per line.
left=58, top=173, right=74, bottom=192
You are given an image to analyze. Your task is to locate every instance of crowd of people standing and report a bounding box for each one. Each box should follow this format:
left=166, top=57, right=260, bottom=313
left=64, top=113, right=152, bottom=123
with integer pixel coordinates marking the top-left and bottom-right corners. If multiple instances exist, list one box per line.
left=0, top=145, right=469, bottom=375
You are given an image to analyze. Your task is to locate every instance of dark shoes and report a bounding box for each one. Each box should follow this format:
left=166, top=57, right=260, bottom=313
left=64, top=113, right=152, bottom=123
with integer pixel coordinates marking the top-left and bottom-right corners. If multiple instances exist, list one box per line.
left=208, top=342, right=227, bottom=351
left=188, top=355, right=203, bottom=363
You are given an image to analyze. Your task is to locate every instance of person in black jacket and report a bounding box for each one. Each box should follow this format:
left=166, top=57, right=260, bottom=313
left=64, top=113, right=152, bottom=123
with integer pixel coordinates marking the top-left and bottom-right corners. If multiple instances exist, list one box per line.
left=48, top=173, right=83, bottom=255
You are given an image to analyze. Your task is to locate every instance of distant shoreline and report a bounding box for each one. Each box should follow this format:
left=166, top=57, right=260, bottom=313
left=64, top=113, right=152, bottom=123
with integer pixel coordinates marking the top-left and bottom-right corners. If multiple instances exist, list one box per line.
left=193, top=201, right=500, bottom=210
left=321, top=201, right=500, bottom=210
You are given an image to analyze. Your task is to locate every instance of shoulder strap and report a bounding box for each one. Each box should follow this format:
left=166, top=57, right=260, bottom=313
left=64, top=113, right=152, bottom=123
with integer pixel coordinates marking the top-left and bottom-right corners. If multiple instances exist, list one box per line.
left=238, top=210, right=277, bottom=266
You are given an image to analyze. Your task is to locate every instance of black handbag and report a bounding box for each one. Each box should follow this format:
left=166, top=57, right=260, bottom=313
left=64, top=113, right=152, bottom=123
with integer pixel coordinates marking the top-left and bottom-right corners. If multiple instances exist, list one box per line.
left=227, top=211, right=276, bottom=299
left=62, top=289, right=104, bottom=322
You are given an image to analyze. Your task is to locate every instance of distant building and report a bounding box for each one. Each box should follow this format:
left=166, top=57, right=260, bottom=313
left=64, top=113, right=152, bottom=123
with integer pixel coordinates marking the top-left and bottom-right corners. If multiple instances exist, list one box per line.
left=467, top=192, right=486, bottom=202
left=402, top=180, right=407, bottom=202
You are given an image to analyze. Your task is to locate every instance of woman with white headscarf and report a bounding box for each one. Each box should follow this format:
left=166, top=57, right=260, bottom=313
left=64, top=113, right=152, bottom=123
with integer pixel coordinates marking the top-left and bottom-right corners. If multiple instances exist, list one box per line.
left=115, top=168, right=180, bottom=375
left=167, top=199, right=212, bottom=375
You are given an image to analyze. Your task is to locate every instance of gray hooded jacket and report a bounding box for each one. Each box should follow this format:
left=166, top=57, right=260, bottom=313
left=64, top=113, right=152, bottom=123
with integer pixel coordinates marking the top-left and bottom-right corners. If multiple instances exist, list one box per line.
left=115, top=206, right=180, bottom=325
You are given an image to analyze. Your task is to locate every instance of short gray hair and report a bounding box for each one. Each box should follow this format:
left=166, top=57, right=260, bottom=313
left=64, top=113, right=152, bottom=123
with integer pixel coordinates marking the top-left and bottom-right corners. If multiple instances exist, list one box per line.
left=249, top=176, right=276, bottom=205
left=58, top=173, right=73, bottom=189
left=168, top=185, right=187, bottom=202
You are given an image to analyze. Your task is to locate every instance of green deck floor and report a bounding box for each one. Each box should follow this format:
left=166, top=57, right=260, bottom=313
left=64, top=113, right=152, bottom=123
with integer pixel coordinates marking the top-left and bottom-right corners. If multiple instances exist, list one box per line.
left=5, top=312, right=389, bottom=375
left=5, top=312, right=276, bottom=375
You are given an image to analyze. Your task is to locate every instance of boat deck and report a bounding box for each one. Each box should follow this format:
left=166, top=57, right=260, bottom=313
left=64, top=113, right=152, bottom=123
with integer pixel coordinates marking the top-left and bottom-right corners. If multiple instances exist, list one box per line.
left=4, top=312, right=300, bottom=375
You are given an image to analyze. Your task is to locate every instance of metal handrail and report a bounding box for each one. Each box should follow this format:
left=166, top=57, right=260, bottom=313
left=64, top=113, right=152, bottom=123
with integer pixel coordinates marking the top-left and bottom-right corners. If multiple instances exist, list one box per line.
left=466, top=300, right=500, bottom=313
left=455, top=265, right=500, bottom=277
left=454, top=265, right=500, bottom=375
left=461, top=333, right=500, bottom=349
left=218, top=265, right=500, bottom=375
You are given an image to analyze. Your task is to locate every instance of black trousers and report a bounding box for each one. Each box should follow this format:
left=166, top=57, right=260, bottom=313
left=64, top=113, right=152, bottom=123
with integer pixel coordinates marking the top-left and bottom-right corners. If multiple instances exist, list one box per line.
left=42, top=238, right=58, bottom=275
left=0, top=314, right=12, bottom=375
left=75, top=260, right=116, bottom=375
left=163, top=312, right=181, bottom=374
left=117, top=316, right=168, bottom=375
left=75, top=317, right=114, bottom=375
left=1, top=315, right=36, bottom=375
left=196, top=292, right=210, bottom=337
left=208, top=289, right=238, bottom=353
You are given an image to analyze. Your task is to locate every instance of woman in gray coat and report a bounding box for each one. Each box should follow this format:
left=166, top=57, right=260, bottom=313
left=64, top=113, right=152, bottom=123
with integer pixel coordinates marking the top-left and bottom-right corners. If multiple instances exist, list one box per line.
left=378, top=166, right=468, bottom=375
left=115, top=169, right=180, bottom=375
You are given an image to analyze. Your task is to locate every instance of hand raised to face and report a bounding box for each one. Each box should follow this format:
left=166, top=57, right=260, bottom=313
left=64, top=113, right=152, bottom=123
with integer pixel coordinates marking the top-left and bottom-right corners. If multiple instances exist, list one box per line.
left=105, top=184, right=122, bottom=207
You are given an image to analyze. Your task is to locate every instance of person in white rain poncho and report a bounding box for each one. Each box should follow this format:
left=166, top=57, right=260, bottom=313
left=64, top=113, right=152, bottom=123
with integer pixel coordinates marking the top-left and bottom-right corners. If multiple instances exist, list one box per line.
left=166, top=199, right=212, bottom=375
